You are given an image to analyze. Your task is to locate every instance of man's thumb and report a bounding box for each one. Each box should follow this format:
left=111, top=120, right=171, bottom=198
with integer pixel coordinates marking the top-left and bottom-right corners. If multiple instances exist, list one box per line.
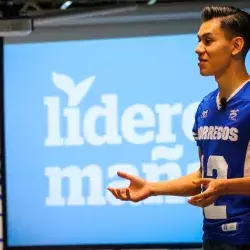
left=117, top=171, right=133, bottom=180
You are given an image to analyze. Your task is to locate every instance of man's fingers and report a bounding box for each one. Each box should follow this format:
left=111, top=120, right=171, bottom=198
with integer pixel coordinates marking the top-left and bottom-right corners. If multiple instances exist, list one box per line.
left=108, top=187, right=141, bottom=202
left=126, top=188, right=132, bottom=200
left=107, top=187, right=120, bottom=200
left=191, top=196, right=216, bottom=208
left=188, top=199, right=198, bottom=206
left=189, top=189, right=214, bottom=202
left=199, top=197, right=216, bottom=207
left=188, top=192, right=215, bottom=206
left=193, top=178, right=212, bottom=185
left=108, top=186, right=133, bottom=201
left=117, top=189, right=129, bottom=200
left=189, top=192, right=207, bottom=202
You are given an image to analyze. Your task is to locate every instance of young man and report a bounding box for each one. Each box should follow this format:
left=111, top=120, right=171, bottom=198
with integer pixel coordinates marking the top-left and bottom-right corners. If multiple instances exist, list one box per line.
left=108, top=5, right=250, bottom=250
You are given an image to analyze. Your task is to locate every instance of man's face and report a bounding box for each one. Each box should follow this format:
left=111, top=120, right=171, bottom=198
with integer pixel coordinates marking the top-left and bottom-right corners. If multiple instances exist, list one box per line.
left=195, top=18, right=233, bottom=76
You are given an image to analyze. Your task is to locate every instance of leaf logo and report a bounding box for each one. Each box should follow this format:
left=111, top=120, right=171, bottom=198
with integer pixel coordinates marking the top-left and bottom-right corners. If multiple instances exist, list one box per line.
left=52, top=72, right=96, bottom=107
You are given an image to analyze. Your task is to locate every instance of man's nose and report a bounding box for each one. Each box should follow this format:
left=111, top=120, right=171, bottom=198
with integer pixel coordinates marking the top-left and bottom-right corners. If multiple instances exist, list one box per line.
left=195, top=42, right=205, bottom=55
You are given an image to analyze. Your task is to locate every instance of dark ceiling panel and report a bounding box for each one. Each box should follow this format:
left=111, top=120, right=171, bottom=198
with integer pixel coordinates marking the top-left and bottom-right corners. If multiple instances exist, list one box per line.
left=0, top=0, right=242, bottom=19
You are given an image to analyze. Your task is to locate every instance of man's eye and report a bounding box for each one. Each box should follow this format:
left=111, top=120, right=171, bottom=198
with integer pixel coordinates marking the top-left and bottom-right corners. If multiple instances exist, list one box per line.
left=205, top=39, right=212, bottom=44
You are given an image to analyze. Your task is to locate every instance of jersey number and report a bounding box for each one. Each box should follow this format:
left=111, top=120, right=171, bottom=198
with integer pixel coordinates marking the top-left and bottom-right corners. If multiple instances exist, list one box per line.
left=203, top=155, right=228, bottom=219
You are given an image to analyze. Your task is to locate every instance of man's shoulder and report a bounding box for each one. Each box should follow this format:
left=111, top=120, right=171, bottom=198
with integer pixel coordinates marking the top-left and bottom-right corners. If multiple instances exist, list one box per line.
left=194, top=89, right=218, bottom=119
left=239, top=81, right=250, bottom=101
left=203, top=89, right=218, bottom=102
left=198, top=88, right=218, bottom=108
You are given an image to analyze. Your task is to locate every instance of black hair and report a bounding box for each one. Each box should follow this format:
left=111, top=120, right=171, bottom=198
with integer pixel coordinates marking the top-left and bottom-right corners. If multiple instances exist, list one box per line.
left=202, top=6, right=250, bottom=58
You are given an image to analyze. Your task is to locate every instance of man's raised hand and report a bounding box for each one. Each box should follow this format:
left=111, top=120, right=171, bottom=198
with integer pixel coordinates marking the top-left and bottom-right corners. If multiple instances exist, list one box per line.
left=107, top=171, right=152, bottom=202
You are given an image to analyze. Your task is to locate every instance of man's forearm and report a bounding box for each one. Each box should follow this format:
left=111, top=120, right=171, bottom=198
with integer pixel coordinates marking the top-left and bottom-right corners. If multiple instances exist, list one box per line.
left=223, top=177, right=250, bottom=196
left=149, top=169, right=202, bottom=197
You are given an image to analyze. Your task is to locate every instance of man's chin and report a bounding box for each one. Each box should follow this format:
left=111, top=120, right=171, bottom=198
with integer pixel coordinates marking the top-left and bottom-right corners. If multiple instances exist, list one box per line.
left=200, top=70, right=213, bottom=76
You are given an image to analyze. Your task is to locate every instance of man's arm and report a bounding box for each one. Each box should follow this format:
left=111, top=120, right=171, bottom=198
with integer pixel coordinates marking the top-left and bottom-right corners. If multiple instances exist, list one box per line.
left=150, top=168, right=202, bottom=196
left=108, top=148, right=203, bottom=202
left=223, top=177, right=250, bottom=195
left=149, top=148, right=202, bottom=197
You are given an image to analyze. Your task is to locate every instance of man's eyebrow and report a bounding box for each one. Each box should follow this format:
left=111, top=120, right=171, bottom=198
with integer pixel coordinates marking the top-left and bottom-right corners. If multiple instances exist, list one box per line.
left=197, top=32, right=213, bottom=39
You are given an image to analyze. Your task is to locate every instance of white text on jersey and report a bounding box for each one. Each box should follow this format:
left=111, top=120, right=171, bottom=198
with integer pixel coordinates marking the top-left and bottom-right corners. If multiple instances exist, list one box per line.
left=198, top=126, right=238, bottom=141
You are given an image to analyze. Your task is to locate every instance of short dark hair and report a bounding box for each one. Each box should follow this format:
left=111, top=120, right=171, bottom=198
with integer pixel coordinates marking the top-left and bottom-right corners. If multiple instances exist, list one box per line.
left=201, top=5, right=250, bottom=58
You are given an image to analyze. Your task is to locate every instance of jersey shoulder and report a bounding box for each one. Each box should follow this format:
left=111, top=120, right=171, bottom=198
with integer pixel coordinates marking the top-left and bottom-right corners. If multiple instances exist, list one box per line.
left=202, top=88, right=218, bottom=103
left=196, top=88, right=218, bottom=115
left=237, top=81, right=250, bottom=101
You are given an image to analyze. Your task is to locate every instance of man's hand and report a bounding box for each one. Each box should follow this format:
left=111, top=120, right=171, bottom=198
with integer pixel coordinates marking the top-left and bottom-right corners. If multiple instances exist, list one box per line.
left=188, top=178, right=227, bottom=208
left=107, top=171, right=153, bottom=202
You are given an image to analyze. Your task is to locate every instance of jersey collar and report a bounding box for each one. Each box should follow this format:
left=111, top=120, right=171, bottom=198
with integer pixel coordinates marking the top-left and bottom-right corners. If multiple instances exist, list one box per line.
left=216, top=78, right=250, bottom=110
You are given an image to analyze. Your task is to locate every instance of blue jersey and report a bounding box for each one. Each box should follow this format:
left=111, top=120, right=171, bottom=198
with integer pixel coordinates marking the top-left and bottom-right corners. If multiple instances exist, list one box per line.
left=193, top=80, right=250, bottom=245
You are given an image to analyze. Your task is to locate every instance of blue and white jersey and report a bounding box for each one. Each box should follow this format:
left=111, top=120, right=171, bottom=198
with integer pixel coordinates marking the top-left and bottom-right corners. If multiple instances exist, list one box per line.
left=193, top=80, right=250, bottom=245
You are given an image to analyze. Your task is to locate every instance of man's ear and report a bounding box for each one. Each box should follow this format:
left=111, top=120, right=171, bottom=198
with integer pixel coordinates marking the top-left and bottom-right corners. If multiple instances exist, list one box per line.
left=232, top=36, right=244, bottom=56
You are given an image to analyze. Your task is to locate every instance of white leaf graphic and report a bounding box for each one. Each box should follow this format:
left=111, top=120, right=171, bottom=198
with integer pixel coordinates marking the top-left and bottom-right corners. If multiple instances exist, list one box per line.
left=70, top=75, right=96, bottom=106
left=52, top=72, right=96, bottom=107
left=52, top=72, right=74, bottom=95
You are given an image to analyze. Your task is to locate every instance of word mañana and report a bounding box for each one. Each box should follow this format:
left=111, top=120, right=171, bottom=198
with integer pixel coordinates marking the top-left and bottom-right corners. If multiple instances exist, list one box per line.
left=45, top=146, right=199, bottom=206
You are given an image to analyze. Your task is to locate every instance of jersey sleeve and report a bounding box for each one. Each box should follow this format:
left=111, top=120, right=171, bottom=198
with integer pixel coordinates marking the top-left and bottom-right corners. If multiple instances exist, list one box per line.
left=192, top=101, right=203, bottom=147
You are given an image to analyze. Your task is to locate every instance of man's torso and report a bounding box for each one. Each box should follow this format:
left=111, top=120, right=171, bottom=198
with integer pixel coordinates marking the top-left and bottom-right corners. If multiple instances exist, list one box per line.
left=193, top=81, right=250, bottom=245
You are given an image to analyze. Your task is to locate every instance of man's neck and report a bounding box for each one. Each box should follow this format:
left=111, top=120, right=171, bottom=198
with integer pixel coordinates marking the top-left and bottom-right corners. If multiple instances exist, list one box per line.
left=216, top=62, right=250, bottom=100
